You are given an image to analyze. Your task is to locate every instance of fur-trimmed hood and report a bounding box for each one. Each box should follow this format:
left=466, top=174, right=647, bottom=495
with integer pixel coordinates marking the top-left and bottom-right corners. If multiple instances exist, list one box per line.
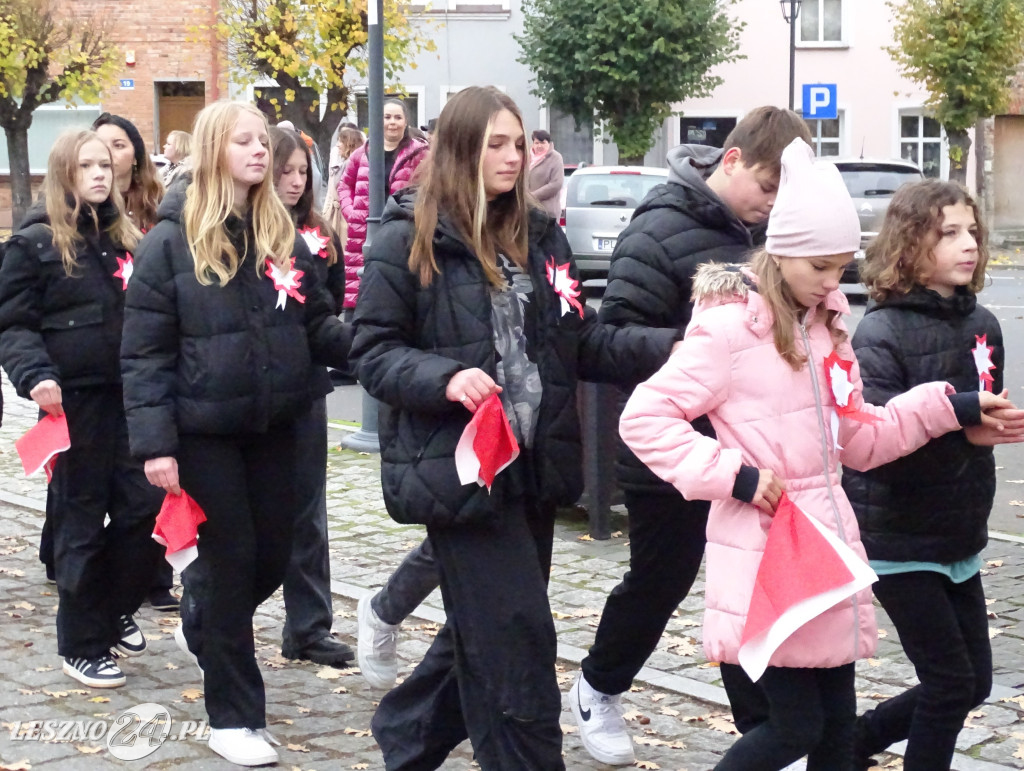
left=690, top=261, right=850, bottom=339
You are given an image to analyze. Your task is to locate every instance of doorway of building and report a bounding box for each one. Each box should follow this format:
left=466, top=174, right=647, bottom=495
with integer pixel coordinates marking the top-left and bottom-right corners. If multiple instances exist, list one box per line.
left=994, top=115, right=1024, bottom=230
left=156, top=82, right=205, bottom=149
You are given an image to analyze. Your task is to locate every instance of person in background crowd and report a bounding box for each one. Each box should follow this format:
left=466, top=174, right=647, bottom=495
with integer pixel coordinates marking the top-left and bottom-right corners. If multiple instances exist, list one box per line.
left=92, top=113, right=163, bottom=232
left=351, top=85, right=681, bottom=770
left=121, top=101, right=354, bottom=767
left=0, top=129, right=163, bottom=688
left=527, top=129, right=564, bottom=218
left=269, top=125, right=352, bottom=668
left=338, top=98, right=427, bottom=312
left=323, top=126, right=365, bottom=242
left=161, top=130, right=193, bottom=188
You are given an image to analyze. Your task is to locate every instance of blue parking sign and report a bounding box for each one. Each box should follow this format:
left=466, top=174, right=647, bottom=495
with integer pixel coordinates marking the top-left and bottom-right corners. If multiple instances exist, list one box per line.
left=802, top=84, right=837, bottom=120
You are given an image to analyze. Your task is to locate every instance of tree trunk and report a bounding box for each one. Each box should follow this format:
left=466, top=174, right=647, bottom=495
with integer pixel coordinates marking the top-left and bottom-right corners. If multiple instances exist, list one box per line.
left=946, top=126, right=971, bottom=186
left=5, top=125, right=32, bottom=229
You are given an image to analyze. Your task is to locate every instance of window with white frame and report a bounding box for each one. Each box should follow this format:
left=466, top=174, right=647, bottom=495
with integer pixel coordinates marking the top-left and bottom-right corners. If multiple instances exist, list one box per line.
left=803, top=113, right=842, bottom=157
left=800, top=0, right=843, bottom=43
left=899, top=112, right=943, bottom=178
left=0, top=103, right=102, bottom=174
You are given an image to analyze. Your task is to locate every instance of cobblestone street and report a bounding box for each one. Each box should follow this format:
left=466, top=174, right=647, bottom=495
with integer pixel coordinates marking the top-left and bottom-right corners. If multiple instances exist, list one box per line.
left=0, top=382, right=1023, bottom=770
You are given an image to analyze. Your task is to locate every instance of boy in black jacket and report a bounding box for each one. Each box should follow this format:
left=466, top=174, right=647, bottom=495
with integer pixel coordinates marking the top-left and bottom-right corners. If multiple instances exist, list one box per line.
left=571, top=106, right=813, bottom=766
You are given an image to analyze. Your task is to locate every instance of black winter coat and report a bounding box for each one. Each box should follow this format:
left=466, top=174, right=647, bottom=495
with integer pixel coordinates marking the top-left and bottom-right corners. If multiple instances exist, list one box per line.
left=351, top=193, right=679, bottom=527
left=120, top=184, right=354, bottom=461
left=0, top=201, right=131, bottom=398
left=841, top=287, right=1000, bottom=563
left=598, top=145, right=757, bottom=493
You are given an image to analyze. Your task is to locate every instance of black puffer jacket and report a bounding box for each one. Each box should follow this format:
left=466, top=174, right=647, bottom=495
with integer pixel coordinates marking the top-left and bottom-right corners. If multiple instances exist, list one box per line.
left=120, top=183, right=353, bottom=460
left=841, top=287, right=1001, bottom=563
left=351, top=192, right=679, bottom=527
left=0, top=200, right=131, bottom=397
left=598, top=144, right=757, bottom=493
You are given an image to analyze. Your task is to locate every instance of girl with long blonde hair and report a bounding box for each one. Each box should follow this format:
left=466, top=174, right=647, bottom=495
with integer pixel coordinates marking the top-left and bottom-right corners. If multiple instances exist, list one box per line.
left=351, top=85, right=680, bottom=768
left=0, top=129, right=164, bottom=690
left=120, top=100, right=354, bottom=767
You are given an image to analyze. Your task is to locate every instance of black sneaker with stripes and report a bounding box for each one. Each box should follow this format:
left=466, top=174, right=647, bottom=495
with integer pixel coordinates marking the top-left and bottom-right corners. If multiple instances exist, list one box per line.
left=62, top=655, right=126, bottom=688
left=112, top=614, right=147, bottom=657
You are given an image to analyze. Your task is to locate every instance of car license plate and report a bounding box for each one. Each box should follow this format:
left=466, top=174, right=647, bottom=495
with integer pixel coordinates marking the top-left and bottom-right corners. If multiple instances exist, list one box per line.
left=595, top=237, right=616, bottom=252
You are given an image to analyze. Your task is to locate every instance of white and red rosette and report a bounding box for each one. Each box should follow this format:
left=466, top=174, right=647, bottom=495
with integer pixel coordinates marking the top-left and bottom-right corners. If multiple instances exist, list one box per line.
left=113, top=253, right=134, bottom=290
left=298, top=225, right=330, bottom=258
left=823, top=351, right=881, bottom=450
left=545, top=256, right=584, bottom=318
left=265, top=257, right=306, bottom=310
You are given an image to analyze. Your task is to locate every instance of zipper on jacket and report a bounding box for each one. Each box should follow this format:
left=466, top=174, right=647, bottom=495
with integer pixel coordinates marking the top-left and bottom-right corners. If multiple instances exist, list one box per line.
left=799, top=320, right=861, bottom=659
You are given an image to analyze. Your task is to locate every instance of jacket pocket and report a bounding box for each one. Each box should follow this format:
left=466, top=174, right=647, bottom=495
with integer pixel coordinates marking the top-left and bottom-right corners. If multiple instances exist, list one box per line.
left=40, top=302, right=104, bottom=331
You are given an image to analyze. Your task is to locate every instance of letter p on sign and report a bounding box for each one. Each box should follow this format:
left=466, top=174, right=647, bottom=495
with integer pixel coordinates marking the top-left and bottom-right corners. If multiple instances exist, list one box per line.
left=802, top=84, right=837, bottom=120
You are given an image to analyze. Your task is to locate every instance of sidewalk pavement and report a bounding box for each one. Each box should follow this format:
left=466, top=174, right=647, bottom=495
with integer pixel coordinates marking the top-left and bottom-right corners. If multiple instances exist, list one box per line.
left=1, top=384, right=1024, bottom=770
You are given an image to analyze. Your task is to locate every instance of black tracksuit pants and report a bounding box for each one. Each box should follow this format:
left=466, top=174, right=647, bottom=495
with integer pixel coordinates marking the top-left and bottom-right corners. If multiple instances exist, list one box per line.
left=282, top=397, right=335, bottom=652
left=176, top=423, right=297, bottom=729
left=51, top=387, right=163, bottom=659
left=371, top=483, right=564, bottom=770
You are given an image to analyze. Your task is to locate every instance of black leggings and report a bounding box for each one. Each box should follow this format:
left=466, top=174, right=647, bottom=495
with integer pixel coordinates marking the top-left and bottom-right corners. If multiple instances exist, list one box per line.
left=715, top=663, right=856, bottom=771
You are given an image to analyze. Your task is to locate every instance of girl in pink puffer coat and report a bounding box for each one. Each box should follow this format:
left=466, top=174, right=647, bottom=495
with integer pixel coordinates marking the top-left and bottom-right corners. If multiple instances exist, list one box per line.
left=619, top=139, right=1015, bottom=771
left=337, top=111, right=427, bottom=310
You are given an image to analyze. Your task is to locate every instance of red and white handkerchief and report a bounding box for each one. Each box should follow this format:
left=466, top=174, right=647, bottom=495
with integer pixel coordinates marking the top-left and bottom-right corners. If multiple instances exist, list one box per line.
left=738, top=494, right=877, bottom=682
left=454, top=394, right=520, bottom=492
left=16, top=414, right=70, bottom=479
left=152, top=490, right=208, bottom=572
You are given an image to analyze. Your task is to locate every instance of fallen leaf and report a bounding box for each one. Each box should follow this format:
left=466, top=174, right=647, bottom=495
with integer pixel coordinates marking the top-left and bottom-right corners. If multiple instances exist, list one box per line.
left=74, top=745, right=103, bottom=754
left=332, top=686, right=349, bottom=694
left=343, top=727, right=372, bottom=737
left=297, top=707, right=310, bottom=714
left=316, top=667, right=342, bottom=680
left=12, top=601, right=35, bottom=612
left=560, top=723, right=578, bottom=735
left=42, top=690, right=68, bottom=699
left=286, top=743, right=309, bottom=752
left=273, top=718, right=294, bottom=726
left=1000, top=695, right=1024, bottom=708
left=1015, top=743, right=1024, bottom=760
left=635, top=761, right=660, bottom=769
left=352, top=764, right=369, bottom=770
left=1009, top=500, right=1024, bottom=507
left=988, top=560, right=1004, bottom=568
left=577, top=534, right=593, bottom=542
left=659, top=706, right=680, bottom=717
left=990, top=627, right=1004, bottom=639
left=164, top=663, right=179, bottom=670
left=181, top=688, right=203, bottom=702
left=622, top=709, right=644, bottom=722
left=0, top=760, right=32, bottom=770
left=88, top=696, right=110, bottom=703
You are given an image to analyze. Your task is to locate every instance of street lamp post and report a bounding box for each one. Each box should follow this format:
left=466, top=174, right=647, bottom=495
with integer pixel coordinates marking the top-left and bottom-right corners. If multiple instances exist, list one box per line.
left=340, top=0, right=384, bottom=454
left=780, top=0, right=802, bottom=111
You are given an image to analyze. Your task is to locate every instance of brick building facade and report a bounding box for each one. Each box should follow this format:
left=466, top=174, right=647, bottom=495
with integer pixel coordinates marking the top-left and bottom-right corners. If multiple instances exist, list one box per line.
left=0, top=0, right=224, bottom=227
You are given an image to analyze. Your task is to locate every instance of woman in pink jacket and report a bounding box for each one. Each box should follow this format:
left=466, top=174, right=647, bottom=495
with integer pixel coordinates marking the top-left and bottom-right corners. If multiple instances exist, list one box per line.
left=619, top=139, right=1016, bottom=770
left=337, top=99, right=428, bottom=310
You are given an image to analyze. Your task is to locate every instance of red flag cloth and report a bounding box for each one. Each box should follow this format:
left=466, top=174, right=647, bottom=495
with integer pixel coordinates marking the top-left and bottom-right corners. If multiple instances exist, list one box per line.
left=454, top=393, right=520, bottom=492
left=152, top=490, right=207, bottom=572
left=738, top=493, right=877, bottom=682
left=15, top=414, right=70, bottom=478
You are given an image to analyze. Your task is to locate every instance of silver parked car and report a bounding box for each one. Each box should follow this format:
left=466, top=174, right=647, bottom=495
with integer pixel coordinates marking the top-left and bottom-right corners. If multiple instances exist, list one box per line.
left=562, top=166, right=669, bottom=275
left=833, top=158, right=924, bottom=283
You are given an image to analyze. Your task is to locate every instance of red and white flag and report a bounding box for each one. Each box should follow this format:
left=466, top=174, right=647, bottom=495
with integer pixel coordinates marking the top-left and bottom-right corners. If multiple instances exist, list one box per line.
left=454, top=393, right=520, bottom=492
left=15, top=413, right=70, bottom=480
left=152, top=490, right=207, bottom=572
left=738, top=493, right=877, bottom=682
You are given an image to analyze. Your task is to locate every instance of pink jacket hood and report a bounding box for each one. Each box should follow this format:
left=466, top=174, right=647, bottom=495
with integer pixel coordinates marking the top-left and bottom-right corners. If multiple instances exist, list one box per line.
left=620, top=263, right=962, bottom=671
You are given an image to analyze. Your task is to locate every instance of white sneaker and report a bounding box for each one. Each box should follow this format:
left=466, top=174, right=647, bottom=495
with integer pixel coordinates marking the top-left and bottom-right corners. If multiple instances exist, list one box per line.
left=112, top=614, right=147, bottom=657
left=175, top=622, right=204, bottom=683
left=208, top=727, right=279, bottom=766
left=357, top=594, right=400, bottom=689
left=569, top=673, right=635, bottom=766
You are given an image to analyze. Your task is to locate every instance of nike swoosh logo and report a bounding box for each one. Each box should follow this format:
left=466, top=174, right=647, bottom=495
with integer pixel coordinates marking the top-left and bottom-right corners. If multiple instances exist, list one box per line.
left=577, top=689, right=591, bottom=721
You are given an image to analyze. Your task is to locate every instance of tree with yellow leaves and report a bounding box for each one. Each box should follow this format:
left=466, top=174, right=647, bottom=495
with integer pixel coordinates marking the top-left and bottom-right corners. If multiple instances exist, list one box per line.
left=211, top=0, right=434, bottom=163
left=0, top=0, right=120, bottom=226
